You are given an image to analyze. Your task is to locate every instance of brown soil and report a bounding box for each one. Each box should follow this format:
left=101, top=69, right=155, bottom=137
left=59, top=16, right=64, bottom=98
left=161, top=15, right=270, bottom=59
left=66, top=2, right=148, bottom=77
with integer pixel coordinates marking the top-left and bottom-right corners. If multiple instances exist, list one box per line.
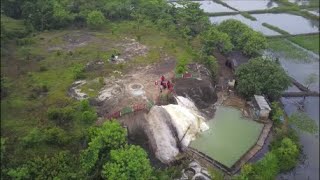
left=213, top=50, right=235, bottom=91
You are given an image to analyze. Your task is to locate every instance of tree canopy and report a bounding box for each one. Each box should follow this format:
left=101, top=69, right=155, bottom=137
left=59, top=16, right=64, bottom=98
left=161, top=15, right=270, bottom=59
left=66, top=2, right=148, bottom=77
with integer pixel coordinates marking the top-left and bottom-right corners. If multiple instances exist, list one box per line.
left=235, top=57, right=291, bottom=99
left=102, top=145, right=153, bottom=180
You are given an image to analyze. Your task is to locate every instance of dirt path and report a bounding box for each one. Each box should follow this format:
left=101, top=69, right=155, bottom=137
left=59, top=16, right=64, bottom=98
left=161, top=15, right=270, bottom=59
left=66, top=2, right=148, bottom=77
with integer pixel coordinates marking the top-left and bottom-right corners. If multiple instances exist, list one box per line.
left=213, top=51, right=234, bottom=91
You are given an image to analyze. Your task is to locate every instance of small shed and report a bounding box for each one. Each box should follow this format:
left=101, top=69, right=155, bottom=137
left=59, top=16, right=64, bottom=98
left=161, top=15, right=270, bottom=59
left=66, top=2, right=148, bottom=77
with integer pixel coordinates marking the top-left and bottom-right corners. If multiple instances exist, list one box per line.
left=253, top=95, right=271, bottom=120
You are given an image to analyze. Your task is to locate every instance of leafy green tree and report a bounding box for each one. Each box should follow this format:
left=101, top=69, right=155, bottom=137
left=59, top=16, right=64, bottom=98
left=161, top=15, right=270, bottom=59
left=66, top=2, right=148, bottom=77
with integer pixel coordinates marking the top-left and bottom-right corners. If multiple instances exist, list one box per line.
left=8, top=151, right=79, bottom=179
left=218, top=19, right=267, bottom=56
left=270, top=102, right=284, bottom=126
left=274, top=137, right=300, bottom=171
left=87, top=10, right=105, bottom=29
left=218, top=19, right=249, bottom=48
left=174, top=2, right=210, bottom=38
left=80, top=120, right=127, bottom=173
left=235, top=57, right=291, bottom=99
left=44, top=127, right=70, bottom=145
left=101, top=145, right=153, bottom=180
left=52, top=0, right=74, bottom=27
left=21, top=128, right=46, bottom=147
left=201, top=27, right=233, bottom=54
left=240, top=30, right=267, bottom=56
left=253, top=152, right=279, bottom=179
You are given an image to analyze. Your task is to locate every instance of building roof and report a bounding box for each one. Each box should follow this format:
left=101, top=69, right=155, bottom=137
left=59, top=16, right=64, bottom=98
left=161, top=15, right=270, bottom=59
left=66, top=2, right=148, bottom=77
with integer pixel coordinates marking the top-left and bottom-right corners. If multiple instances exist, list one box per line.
left=254, top=95, right=271, bottom=111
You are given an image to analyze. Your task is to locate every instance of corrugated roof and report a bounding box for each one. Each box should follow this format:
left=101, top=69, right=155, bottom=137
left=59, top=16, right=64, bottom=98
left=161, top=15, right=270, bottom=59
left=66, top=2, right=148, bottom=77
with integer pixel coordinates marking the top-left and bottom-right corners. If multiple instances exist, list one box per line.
left=254, top=95, right=271, bottom=111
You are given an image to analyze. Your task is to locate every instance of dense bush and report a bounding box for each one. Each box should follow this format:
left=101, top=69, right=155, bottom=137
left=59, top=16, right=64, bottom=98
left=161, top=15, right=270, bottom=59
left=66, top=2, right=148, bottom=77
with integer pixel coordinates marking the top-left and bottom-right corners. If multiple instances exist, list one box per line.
left=274, top=138, right=300, bottom=171
left=21, top=128, right=47, bottom=147
left=87, top=10, right=106, bottom=29
left=235, top=57, right=291, bottom=100
left=44, top=127, right=70, bottom=145
left=7, top=151, right=78, bottom=179
left=201, top=27, right=233, bottom=54
left=80, top=120, right=127, bottom=174
left=218, top=19, right=267, bottom=56
left=101, top=145, right=153, bottom=180
left=270, top=102, right=284, bottom=126
left=47, top=107, right=74, bottom=126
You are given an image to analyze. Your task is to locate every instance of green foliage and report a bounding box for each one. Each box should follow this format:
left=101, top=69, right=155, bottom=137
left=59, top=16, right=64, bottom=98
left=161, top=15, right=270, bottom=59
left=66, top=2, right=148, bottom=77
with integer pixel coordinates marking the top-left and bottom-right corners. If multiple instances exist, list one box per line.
left=0, top=15, right=30, bottom=38
left=1, top=138, right=6, bottom=162
left=80, top=120, right=127, bottom=173
left=289, top=112, right=319, bottom=134
left=274, top=138, right=300, bottom=171
left=201, top=27, right=233, bottom=54
left=21, top=128, right=47, bottom=147
left=47, top=106, right=74, bottom=126
left=218, top=19, right=267, bottom=56
left=101, top=145, right=153, bottom=180
left=240, top=31, right=268, bottom=56
left=80, top=111, right=98, bottom=123
left=8, top=151, right=79, bottom=179
left=270, top=102, right=284, bottom=126
left=235, top=57, right=291, bottom=99
left=201, top=55, right=219, bottom=80
left=87, top=10, right=106, bottom=29
left=44, top=127, right=70, bottom=145
left=237, top=152, right=279, bottom=179
left=268, top=38, right=313, bottom=63
left=175, top=57, right=188, bottom=74
left=288, top=34, right=319, bottom=54
left=7, top=166, right=30, bottom=180
left=72, top=64, right=86, bottom=80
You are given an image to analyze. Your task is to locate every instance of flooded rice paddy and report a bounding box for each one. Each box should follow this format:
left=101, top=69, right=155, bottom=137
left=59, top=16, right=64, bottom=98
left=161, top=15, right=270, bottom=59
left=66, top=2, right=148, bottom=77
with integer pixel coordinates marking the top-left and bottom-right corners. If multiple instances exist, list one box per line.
left=210, top=15, right=280, bottom=35
left=222, top=0, right=278, bottom=11
left=190, top=106, right=263, bottom=168
left=252, top=13, right=319, bottom=34
left=280, top=97, right=319, bottom=180
left=171, top=1, right=235, bottom=13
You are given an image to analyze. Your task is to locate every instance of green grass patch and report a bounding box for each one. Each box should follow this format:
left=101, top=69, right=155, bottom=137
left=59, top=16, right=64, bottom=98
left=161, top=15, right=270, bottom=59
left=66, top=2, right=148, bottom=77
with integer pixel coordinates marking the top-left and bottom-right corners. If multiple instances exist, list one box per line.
left=80, top=79, right=105, bottom=98
left=288, top=34, right=319, bottom=54
left=268, top=38, right=314, bottom=62
left=262, top=23, right=290, bottom=35
left=1, top=15, right=30, bottom=38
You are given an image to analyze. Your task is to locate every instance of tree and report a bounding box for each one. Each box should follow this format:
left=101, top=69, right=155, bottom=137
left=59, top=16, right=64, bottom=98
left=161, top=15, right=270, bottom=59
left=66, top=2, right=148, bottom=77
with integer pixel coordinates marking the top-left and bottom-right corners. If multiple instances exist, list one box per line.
left=87, top=10, right=105, bottom=29
left=7, top=151, right=79, bottom=179
left=274, top=138, right=300, bottom=171
left=253, top=152, right=279, bottom=179
left=240, top=30, right=267, bottom=56
left=80, top=120, right=127, bottom=173
left=101, top=145, right=153, bottom=180
left=201, top=27, right=233, bottom=54
left=235, top=57, right=291, bottom=99
left=218, top=19, right=267, bottom=56
left=218, top=19, right=250, bottom=48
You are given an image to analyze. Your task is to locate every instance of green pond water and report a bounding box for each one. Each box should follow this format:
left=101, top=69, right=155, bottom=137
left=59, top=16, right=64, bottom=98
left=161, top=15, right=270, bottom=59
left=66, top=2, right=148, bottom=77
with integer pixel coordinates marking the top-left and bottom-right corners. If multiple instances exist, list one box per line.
left=190, top=106, right=264, bottom=168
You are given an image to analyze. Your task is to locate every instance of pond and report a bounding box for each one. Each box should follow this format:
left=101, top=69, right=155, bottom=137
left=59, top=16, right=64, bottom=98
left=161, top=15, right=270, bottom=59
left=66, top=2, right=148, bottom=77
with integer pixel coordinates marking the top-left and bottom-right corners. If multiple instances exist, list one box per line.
left=190, top=106, right=264, bottom=168
left=222, top=0, right=278, bottom=11
left=280, top=97, right=319, bottom=180
left=252, top=13, right=319, bottom=34
left=209, top=15, right=280, bottom=36
left=171, top=1, right=235, bottom=13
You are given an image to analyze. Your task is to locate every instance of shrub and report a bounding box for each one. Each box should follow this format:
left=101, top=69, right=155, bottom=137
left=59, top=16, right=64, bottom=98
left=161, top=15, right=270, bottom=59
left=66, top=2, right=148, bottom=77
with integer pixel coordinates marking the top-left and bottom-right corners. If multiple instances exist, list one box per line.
left=274, top=138, right=300, bottom=171
left=201, top=27, right=233, bottom=54
left=44, top=127, right=70, bottom=145
left=175, top=58, right=188, bottom=74
left=72, top=64, right=85, bottom=80
left=101, top=145, right=153, bottom=180
left=201, top=55, right=218, bottom=80
left=80, top=111, right=97, bottom=123
left=47, top=107, right=74, bottom=126
left=270, top=102, right=284, bottom=126
left=21, top=128, right=46, bottom=147
left=87, top=10, right=105, bottom=29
